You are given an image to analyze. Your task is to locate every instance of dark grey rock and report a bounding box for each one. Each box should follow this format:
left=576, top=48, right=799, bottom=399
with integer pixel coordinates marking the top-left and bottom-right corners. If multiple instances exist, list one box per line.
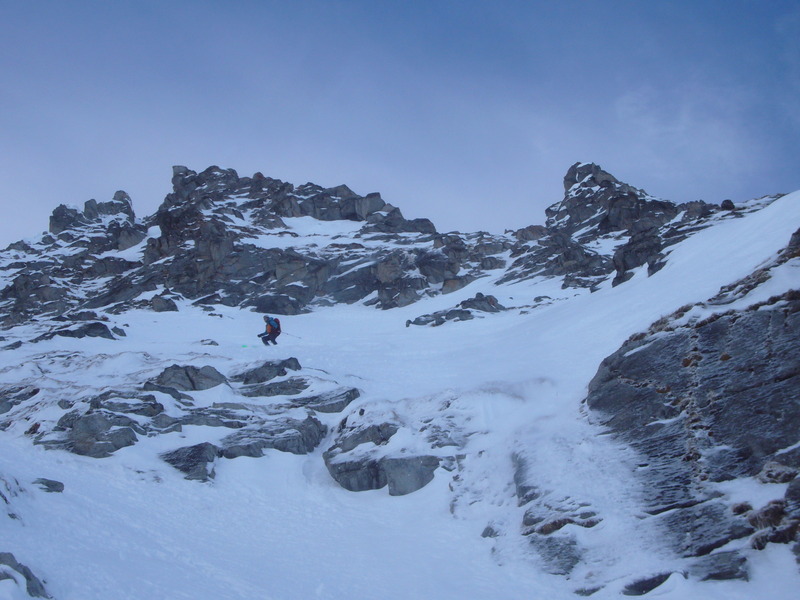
left=458, top=292, right=505, bottom=313
left=292, top=387, right=360, bottom=413
left=220, top=414, right=326, bottom=458
left=161, top=442, right=220, bottom=481
left=786, top=478, right=800, bottom=517
left=586, top=291, right=799, bottom=560
left=239, top=377, right=308, bottom=397
left=622, top=572, right=674, bottom=596
left=513, top=225, right=547, bottom=242
left=0, top=386, right=39, bottom=415
left=33, top=478, right=64, bottom=493
left=512, top=453, right=541, bottom=506
left=0, top=552, right=49, bottom=598
left=152, top=364, right=227, bottom=391
left=323, top=418, right=440, bottom=495
left=67, top=412, right=139, bottom=458
left=49, top=204, right=90, bottom=234
left=251, top=294, right=305, bottom=315
left=141, top=382, right=194, bottom=403
left=660, top=501, right=753, bottom=557
left=151, top=414, right=182, bottom=432
left=499, top=232, right=613, bottom=289
left=415, top=250, right=460, bottom=285
left=331, top=422, right=399, bottom=453
left=528, top=535, right=581, bottom=575
left=179, top=412, right=244, bottom=429
left=51, top=322, right=116, bottom=340
left=481, top=525, right=499, bottom=538
left=231, top=358, right=302, bottom=384
left=612, top=228, right=665, bottom=286
left=151, top=295, right=179, bottom=312
left=406, top=293, right=504, bottom=328
left=323, top=455, right=387, bottom=492
left=548, top=163, right=678, bottom=238
left=687, top=551, right=748, bottom=581
left=381, top=455, right=440, bottom=496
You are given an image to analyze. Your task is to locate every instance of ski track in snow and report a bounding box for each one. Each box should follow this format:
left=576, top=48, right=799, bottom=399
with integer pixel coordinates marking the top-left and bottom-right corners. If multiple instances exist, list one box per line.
left=1, top=192, right=799, bottom=599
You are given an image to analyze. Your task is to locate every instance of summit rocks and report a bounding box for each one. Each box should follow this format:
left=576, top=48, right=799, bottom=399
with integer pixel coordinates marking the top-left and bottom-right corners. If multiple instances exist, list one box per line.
left=0, top=162, right=753, bottom=327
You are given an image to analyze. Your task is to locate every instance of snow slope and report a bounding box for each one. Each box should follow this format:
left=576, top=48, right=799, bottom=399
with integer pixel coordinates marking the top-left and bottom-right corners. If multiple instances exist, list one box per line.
left=1, top=192, right=799, bottom=599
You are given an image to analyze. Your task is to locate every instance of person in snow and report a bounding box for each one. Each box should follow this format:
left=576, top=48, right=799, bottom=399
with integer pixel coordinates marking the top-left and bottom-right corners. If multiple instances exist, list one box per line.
left=258, top=315, right=281, bottom=345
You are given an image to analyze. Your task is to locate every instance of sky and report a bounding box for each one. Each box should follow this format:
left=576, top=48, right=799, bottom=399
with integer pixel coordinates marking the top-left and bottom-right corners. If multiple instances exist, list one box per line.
left=1, top=0, right=798, bottom=246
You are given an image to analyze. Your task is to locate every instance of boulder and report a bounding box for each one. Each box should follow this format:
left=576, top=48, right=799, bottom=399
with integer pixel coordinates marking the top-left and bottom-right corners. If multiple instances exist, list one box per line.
left=612, top=228, right=665, bottom=286
left=323, top=420, right=440, bottom=495
left=231, top=358, right=302, bottom=384
left=513, top=225, right=547, bottom=242
left=161, top=442, right=220, bottom=481
left=53, top=322, right=116, bottom=340
left=151, top=295, right=179, bottom=312
left=659, top=501, right=753, bottom=557
left=406, top=293, right=504, bottom=327
left=251, top=294, right=305, bottom=315
left=33, top=478, right=64, bottom=493
left=459, top=292, right=505, bottom=313
left=331, top=422, right=399, bottom=453
left=66, top=412, right=139, bottom=458
left=324, top=455, right=387, bottom=492
left=152, top=365, right=227, bottom=391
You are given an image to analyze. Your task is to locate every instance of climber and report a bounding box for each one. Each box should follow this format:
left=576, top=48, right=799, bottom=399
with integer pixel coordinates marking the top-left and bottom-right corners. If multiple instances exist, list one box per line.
left=258, top=315, right=281, bottom=345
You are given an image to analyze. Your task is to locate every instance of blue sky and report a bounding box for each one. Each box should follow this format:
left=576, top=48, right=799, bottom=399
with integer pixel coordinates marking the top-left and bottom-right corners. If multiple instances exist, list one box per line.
left=1, top=0, right=798, bottom=245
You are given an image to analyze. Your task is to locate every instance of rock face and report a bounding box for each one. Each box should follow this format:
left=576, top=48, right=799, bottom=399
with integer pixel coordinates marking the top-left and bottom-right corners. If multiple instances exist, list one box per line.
left=0, top=552, right=50, bottom=598
left=585, top=242, right=800, bottom=578
left=498, top=162, right=731, bottom=290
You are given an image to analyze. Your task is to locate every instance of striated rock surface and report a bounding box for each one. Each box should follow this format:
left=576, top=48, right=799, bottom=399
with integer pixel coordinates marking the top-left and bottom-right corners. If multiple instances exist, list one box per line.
left=584, top=229, right=800, bottom=580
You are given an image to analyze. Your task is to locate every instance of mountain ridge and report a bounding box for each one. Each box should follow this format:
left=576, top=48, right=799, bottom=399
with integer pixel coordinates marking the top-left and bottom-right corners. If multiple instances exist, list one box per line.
left=1, top=162, right=778, bottom=329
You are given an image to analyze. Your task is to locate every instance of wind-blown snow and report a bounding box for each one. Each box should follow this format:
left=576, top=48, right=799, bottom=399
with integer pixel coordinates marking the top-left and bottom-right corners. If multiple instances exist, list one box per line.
left=1, top=192, right=799, bottom=599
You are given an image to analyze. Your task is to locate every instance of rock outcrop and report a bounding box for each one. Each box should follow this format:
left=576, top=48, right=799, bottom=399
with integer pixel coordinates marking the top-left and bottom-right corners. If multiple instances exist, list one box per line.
left=584, top=230, right=800, bottom=582
left=323, top=414, right=442, bottom=496
left=0, top=552, right=50, bottom=598
left=2, top=357, right=354, bottom=483
left=406, top=292, right=507, bottom=327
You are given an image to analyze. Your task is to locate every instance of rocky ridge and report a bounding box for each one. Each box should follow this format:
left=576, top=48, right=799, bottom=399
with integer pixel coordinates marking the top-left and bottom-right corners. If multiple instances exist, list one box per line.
left=0, top=163, right=765, bottom=331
